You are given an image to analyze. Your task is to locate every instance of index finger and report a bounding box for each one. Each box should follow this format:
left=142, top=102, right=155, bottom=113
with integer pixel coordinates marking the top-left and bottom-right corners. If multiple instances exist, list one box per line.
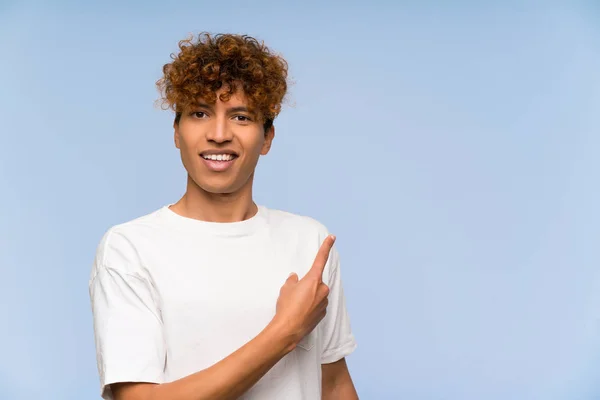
left=307, top=235, right=336, bottom=281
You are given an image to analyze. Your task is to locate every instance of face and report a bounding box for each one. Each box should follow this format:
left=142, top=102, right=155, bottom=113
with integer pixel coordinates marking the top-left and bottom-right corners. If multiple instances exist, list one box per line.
left=174, top=87, right=274, bottom=195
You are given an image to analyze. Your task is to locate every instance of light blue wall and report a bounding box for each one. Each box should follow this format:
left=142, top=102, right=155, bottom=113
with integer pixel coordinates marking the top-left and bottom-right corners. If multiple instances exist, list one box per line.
left=1, top=1, right=599, bottom=399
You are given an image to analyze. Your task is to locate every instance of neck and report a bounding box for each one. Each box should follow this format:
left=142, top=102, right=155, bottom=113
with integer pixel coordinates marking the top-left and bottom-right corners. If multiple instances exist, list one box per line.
left=170, top=174, right=258, bottom=223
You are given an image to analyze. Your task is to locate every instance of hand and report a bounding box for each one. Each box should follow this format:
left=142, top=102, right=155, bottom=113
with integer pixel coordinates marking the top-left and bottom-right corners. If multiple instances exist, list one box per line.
left=272, top=235, right=336, bottom=347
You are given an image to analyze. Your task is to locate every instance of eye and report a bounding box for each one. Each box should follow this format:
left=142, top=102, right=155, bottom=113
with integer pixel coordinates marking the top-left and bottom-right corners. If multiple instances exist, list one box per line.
left=191, top=111, right=207, bottom=118
left=233, top=115, right=251, bottom=122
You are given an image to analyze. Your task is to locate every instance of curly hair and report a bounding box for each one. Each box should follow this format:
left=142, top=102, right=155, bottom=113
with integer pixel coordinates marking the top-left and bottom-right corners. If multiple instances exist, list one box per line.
left=156, top=32, right=289, bottom=132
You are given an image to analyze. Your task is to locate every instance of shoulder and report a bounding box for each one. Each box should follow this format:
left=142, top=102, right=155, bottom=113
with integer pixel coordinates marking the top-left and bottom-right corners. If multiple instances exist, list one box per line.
left=262, top=206, right=331, bottom=239
left=262, top=207, right=341, bottom=282
left=90, top=207, right=166, bottom=281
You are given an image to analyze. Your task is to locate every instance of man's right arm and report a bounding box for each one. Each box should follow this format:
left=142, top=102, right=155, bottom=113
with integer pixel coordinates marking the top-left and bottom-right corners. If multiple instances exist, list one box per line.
left=112, top=318, right=294, bottom=400
left=103, top=235, right=336, bottom=400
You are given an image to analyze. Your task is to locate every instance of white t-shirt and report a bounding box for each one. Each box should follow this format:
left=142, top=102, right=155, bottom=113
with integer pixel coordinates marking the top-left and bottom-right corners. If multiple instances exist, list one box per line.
left=89, top=204, right=357, bottom=400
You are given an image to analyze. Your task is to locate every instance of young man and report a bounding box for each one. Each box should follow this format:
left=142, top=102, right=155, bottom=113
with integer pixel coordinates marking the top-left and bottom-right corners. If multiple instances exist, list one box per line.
left=89, top=33, right=358, bottom=400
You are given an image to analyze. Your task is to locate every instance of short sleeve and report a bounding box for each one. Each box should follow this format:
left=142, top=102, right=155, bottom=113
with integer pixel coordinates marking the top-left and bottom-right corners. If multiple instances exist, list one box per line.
left=319, top=243, right=357, bottom=364
left=89, top=230, right=166, bottom=400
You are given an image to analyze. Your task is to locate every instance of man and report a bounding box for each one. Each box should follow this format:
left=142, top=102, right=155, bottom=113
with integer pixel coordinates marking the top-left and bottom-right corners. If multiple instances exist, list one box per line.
left=89, top=32, right=358, bottom=400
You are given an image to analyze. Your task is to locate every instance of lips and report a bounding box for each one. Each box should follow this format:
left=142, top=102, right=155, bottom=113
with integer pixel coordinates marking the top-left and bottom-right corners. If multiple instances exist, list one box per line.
left=200, top=149, right=239, bottom=157
left=200, top=153, right=238, bottom=172
left=201, top=154, right=237, bottom=162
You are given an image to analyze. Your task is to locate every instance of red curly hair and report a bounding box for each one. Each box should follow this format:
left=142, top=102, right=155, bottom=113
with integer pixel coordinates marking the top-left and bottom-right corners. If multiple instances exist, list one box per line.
left=156, top=32, right=289, bottom=131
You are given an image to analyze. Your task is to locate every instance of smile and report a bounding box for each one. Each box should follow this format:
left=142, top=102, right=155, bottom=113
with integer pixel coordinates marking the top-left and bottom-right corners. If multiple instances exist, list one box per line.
left=200, top=153, right=238, bottom=172
left=201, top=154, right=237, bottom=161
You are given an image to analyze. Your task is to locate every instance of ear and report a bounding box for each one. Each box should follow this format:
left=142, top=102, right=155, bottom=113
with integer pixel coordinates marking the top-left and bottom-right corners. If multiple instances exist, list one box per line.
left=174, top=121, right=181, bottom=149
left=260, top=125, right=275, bottom=155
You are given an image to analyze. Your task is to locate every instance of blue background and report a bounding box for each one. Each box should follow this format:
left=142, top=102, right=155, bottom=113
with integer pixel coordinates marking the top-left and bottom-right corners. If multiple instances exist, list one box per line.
left=1, top=1, right=600, bottom=399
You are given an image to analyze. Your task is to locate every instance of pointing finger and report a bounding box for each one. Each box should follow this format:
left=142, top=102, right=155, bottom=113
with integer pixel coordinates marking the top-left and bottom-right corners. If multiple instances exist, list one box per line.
left=287, top=272, right=299, bottom=284
left=308, top=235, right=336, bottom=281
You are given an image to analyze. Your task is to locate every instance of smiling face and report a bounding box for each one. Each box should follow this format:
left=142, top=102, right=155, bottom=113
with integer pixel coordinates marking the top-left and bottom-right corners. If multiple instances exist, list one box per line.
left=174, top=86, right=275, bottom=196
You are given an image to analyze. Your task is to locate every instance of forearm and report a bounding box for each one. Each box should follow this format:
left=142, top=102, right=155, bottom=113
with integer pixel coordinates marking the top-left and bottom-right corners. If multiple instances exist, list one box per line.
left=322, top=358, right=359, bottom=400
left=124, top=320, right=295, bottom=400
left=322, top=383, right=359, bottom=400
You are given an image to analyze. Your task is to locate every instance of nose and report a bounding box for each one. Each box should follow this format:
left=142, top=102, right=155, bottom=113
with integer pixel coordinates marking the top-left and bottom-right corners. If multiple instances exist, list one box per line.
left=205, top=117, right=233, bottom=143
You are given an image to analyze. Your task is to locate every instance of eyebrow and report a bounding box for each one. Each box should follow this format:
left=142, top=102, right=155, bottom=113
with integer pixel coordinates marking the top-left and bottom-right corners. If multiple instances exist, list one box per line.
left=194, top=103, right=255, bottom=115
left=228, top=106, right=253, bottom=114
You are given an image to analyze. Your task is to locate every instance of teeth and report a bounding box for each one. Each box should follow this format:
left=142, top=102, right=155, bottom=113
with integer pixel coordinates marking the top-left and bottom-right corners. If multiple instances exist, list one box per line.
left=203, top=154, right=235, bottom=161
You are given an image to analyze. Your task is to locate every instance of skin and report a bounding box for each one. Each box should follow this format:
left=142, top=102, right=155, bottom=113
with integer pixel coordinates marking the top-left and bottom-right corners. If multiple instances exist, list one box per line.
left=322, top=358, right=359, bottom=400
left=170, top=85, right=272, bottom=223
left=112, top=86, right=358, bottom=400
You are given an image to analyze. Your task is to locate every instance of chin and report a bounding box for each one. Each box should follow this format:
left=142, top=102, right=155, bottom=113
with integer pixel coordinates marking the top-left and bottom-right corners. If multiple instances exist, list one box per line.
left=201, top=184, right=238, bottom=195
left=195, top=177, right=244, bottom=195
left=189, top=168, right=252, bottom=196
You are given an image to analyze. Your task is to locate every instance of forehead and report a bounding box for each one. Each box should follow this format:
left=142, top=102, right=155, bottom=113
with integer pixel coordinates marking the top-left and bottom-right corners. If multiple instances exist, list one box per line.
left=216, top=89, right=249, bottom=105
left=195, top=87, right=251, bottom=106
left=190, top=87, right=261, bottom=116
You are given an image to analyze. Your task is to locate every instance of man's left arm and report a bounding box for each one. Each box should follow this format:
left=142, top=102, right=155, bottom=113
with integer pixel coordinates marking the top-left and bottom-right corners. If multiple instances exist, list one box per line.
left=317, top=231, right=359, bottom=399
left=322, top=358, right=359, bottom=400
